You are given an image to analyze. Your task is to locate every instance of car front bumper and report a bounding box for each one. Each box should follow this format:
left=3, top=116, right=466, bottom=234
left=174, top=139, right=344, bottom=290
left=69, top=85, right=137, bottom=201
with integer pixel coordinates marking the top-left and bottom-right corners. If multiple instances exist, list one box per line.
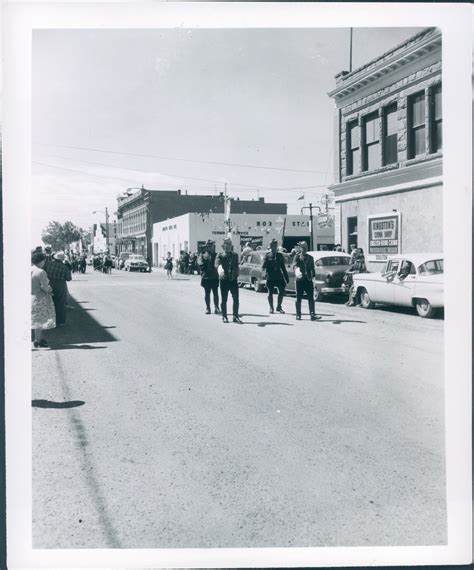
left=321, top=286, right=346, bottom=294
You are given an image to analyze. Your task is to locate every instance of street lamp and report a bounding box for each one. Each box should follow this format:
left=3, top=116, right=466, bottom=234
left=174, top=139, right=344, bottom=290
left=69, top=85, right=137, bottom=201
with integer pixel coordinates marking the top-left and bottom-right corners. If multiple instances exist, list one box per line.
left=92, top=208, right=110, bottom=251
left=300, top=203, right=321, bottom=251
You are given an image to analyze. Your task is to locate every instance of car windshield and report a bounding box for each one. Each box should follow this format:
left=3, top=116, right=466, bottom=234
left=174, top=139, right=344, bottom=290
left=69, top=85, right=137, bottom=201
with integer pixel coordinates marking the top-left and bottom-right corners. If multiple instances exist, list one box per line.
left=417, top=259, right=443, bottom=275
left=318, top=256, right=351, bottom=267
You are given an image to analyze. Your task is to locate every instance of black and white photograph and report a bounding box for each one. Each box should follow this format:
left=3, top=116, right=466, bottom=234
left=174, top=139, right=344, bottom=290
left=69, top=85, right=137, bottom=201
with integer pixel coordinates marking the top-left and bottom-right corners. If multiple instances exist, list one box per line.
left=3, top=2, right=471, bottom=568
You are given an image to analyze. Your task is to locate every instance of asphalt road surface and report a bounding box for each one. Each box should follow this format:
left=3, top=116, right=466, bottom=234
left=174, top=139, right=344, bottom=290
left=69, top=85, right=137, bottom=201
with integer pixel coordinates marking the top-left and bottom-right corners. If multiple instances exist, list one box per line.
left=32, top=267, right=446, bottom=548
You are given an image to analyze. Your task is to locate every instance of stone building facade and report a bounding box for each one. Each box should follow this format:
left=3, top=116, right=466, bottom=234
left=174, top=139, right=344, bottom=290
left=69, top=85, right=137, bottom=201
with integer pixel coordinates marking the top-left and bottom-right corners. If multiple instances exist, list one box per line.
left=328, top=28, right=442, bottom=270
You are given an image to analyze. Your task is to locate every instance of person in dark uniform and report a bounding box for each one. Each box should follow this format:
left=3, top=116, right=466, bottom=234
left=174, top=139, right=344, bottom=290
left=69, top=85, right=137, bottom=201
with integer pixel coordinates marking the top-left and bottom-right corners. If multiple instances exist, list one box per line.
left=197, top=240, right=220, bottom=315
left=262, top=238, right=289, bottom=314
left=293, top=241, right=321, bottom=321
left=215, top=238, right=242, bottom=323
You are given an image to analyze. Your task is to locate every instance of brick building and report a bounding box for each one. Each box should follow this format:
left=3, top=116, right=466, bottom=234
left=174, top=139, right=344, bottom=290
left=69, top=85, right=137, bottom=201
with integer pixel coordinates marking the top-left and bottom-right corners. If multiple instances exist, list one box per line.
left=328, top=28, right=442, bottom=270
left=115, top=188, right=287, bottom=262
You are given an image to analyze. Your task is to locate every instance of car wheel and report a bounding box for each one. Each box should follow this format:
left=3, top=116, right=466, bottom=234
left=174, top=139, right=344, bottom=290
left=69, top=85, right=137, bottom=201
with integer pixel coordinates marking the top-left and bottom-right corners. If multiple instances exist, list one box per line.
left=313, top=286, right=323, bottom=302
left=415, top=298, right=436, bottom=318
left=359, top=287, right=375, bottom=309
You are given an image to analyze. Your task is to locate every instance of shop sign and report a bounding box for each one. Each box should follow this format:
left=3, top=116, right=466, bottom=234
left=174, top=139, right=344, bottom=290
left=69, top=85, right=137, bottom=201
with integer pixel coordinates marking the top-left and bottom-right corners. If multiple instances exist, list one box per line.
left=240, top=236, right=263, bottom=247
left=367, top=213, right=401, bottom=260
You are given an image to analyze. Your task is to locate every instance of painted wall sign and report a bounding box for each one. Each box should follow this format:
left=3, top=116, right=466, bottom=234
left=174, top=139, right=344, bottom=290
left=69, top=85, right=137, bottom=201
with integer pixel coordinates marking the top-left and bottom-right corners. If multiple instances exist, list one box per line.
left=367, top=213, right=401, bottom=260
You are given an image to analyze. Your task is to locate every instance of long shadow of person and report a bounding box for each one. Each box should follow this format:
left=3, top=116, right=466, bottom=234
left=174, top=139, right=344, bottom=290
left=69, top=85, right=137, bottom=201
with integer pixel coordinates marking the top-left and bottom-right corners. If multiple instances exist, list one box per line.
left=32, top=400, right=85, bottom=408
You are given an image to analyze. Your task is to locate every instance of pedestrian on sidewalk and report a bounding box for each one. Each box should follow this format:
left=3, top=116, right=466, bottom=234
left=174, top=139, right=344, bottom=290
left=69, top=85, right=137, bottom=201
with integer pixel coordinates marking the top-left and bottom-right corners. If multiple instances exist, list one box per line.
left=262, top=238, right=289, bottom=314
left=164, top=252, right=173, bottom=279
left=293, top=241, right=321, bottom=321
left=31, top=252, right=56, bottom=348
left=345, top=248, right=367, bottom=306
left=215, top=238, right=242, bottom=323
left=197, top=240, right=220, bottom=315
left=45, top=251, right=72, bottom=327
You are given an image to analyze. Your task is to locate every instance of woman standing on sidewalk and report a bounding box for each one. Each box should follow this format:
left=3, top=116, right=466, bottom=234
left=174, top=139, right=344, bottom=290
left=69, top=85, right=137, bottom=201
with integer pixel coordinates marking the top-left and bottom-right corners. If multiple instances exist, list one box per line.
left=31, top=252, right=56, bottom=348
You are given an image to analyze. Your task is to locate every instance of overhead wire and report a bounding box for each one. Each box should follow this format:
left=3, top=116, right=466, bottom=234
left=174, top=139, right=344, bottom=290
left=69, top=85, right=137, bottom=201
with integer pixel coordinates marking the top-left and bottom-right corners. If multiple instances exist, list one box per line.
left=33, top=141, right=331, bottom=175
left=33, top=158, right=330, bottom=192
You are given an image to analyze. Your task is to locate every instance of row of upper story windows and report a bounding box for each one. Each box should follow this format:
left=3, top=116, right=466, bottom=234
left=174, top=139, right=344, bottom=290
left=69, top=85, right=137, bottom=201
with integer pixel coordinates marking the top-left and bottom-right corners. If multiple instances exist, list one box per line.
left=345, top=83, right=442, bottom=177
left=122, top=208, right=147, bottom=235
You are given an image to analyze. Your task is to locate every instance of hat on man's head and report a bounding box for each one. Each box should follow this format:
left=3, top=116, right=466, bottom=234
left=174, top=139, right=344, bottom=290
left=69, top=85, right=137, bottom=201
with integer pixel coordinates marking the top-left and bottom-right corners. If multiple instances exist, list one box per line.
left=44, top=245, right=52, bottom=251
left=53, top=251, right=65, bottom=261
left=270, top=239, right=278, bottom=245
left=222, top=238, right=233, bottom=246
left=297, top=241, right=308, bottom=248
left=205, top=239, right=215, bottom=246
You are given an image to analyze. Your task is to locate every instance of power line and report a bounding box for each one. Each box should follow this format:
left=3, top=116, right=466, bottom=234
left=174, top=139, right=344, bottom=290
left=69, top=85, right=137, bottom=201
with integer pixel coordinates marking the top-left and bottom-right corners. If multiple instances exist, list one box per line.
left=33, top=159, right=329, bottom=192
left=33, top=141, right=330, bottom=175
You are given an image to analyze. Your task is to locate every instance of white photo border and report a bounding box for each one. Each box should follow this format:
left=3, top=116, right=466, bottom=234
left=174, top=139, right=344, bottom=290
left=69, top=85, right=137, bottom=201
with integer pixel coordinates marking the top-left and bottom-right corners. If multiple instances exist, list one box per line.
left=3, top=2, right=472, bottom=567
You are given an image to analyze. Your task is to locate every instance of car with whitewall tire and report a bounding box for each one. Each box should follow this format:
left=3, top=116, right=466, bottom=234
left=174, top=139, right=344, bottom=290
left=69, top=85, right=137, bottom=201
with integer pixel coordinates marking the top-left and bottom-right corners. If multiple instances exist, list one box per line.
left=124, top=254, right=149, bottom=272
left=238, top=250, right=296, bottom=293
left=307, top=251, right=352, bottom=302
left=352, top=253, right=444, bottom=318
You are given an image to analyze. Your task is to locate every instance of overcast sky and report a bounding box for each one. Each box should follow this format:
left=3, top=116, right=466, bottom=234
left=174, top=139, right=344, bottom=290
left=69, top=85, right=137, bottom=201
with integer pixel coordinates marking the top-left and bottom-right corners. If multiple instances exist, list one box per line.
left=32, top=27, right=423, bottom=244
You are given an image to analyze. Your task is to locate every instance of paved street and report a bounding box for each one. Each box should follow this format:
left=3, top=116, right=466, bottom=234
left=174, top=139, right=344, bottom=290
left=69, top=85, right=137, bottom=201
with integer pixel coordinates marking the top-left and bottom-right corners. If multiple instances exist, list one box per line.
left=32, top=267, right=446, bottom=548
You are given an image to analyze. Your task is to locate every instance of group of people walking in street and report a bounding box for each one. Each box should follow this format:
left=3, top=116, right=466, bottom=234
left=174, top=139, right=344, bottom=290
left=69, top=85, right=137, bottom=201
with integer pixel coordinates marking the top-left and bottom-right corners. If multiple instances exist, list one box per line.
left=31, top=245, right=72, bottom=347
left=93, top=253, right=113, bottom=274
left=191, top=237, right=322, bottom=323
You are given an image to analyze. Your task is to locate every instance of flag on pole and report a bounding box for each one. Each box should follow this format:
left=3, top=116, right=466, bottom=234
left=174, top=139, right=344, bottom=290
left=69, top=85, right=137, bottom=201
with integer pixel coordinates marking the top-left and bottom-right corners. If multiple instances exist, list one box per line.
left=297, top=194, right=305, bottom=201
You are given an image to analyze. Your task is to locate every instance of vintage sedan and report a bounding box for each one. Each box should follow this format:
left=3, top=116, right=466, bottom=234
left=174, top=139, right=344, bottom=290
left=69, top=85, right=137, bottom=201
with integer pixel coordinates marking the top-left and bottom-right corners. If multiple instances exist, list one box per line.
left=307, top=251, right=352, bottom=302
left=352, top=253, right=444, bottom=318
left=239, top=250, right=296, bottom=293
left=124, top=254, right=149, bottom=272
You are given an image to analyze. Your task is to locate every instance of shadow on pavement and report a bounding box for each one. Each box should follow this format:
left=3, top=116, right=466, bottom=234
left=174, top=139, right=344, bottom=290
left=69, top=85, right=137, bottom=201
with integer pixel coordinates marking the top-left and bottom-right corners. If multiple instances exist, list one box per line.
left=241, top=321, right=294, bottom=327
left=328, top=319, right=366, bottom=324
left=240, top=314, right=269, bottom=318
left=374, top=304, right=445, bottom=320
left=46, top=295, right=118, bottom=350
left=32, top=399, right=85, bottom=409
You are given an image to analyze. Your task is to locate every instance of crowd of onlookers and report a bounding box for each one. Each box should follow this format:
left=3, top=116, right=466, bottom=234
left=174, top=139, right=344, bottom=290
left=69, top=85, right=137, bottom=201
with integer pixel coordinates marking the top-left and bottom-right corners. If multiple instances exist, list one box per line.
left=31, top=245, right=75, bottom=348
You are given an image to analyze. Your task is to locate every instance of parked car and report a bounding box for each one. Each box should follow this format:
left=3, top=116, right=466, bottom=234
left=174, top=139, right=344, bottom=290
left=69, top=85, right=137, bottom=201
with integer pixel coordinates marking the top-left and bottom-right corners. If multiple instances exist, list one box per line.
left=307, top=251, right=352, bottom=301
left=352, top=253, right=444, bottom=318
left=124, top=254, right=149, bottom=272
left=238, top=250, right=296, bottom=292
left=116, top=252, right=133, bottom=270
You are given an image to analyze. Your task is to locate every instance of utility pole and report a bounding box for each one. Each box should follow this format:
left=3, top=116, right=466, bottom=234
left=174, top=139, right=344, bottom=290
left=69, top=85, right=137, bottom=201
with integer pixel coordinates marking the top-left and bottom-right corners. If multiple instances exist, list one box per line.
left=300, top=203, right=321, bottom=251
left=349, top=28, right=353, bottom=73
left=224, top=182, right=231, bottom=238
left=105, top=207, right=110, bottom=251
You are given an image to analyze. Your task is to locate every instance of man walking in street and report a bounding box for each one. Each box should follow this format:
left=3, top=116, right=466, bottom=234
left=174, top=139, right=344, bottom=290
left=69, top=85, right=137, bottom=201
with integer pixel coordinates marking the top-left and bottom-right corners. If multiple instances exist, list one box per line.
left=45, top=251, right=72, bottom=327
left=293, top=241, right=321, bottom=321
left=197, top=240, right=220, bottom=315
left=215, top=238, right=242, bottom=323
left=262, top=238, right=289, bottom=314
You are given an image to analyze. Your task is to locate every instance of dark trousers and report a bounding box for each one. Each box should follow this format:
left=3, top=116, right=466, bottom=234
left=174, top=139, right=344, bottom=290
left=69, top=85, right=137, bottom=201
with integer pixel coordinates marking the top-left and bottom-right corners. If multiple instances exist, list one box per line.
left=202, top=280, right=219, bottom=310
left=267, top=279, right=286, bottom=310
left=220, top=280, right=239, bottom=317
left=296, top=280, right=315, bottom=317
left=51, top=280, right=68, bottom=325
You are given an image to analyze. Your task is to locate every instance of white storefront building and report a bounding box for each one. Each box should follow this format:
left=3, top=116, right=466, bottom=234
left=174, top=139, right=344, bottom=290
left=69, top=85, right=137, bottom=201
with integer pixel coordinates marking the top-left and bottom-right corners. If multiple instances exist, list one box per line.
left=152, top=213, right=335, bottom=266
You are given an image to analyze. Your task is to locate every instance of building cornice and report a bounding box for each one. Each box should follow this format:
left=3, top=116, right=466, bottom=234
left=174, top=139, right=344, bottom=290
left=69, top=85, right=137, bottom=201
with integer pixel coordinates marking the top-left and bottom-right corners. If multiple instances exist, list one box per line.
left=328, top=28, right=441, bottom=102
